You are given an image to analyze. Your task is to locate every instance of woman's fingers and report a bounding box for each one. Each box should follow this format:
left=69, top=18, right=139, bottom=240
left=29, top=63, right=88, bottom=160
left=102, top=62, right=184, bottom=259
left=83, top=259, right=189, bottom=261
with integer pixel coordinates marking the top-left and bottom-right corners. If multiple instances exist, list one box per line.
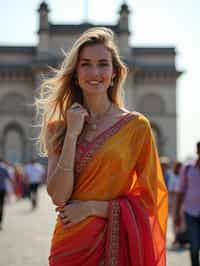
left=70, top=103, right=81, bottom=111
left=57, top=201, right=88, bottom=229
left=70, top=102, right=84, bottom=111
left=60, top=216, right=70, bottom=224
left=58, top=212, right=70, bottom=222
left=55, top=206, right=64, bottom=212
left=63, top=222, right=73, bottom=229
left=69, top=103, right=89, bottom=119
left=70, top=103, right=88, bottom=114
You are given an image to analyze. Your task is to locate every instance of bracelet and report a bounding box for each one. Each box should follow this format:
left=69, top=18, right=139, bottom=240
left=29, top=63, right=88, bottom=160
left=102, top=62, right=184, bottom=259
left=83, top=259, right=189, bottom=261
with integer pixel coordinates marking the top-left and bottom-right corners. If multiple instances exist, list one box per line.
left=57, top=162, right=74, bottom=172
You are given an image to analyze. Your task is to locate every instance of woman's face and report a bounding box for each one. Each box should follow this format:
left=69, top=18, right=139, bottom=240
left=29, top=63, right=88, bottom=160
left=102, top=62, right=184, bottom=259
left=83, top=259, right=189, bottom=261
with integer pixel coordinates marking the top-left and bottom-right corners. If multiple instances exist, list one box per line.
left=76, top=44, right=115, bottom=97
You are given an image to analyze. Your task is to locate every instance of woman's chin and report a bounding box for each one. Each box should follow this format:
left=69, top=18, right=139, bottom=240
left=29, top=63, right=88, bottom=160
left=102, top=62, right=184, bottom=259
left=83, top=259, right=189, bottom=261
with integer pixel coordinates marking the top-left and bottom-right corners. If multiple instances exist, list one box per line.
left=82, top=87, right=107, bottom=96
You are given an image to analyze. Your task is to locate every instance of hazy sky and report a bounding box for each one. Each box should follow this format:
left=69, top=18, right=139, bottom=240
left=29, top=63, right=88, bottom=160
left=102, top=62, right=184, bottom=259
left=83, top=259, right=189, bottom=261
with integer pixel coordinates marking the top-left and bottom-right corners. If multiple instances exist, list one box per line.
left=0, top=0, right=199, bottom=160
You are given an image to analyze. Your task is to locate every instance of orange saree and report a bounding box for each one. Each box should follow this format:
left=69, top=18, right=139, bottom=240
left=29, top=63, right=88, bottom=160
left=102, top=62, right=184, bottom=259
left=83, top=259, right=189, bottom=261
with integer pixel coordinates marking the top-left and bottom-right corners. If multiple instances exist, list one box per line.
left=48, top=113, right=168, bottom=266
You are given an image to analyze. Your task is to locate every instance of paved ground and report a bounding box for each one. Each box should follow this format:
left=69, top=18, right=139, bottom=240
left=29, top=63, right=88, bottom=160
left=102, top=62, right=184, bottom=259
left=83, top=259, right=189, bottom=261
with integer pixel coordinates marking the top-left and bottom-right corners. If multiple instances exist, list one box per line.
left=0, top=186, right=190, bottom=266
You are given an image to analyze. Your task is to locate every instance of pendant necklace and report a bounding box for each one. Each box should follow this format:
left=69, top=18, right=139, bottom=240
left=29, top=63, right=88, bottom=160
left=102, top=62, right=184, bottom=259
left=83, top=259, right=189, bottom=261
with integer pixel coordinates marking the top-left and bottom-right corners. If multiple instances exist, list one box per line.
left=87, top=103, right=113, bottom=131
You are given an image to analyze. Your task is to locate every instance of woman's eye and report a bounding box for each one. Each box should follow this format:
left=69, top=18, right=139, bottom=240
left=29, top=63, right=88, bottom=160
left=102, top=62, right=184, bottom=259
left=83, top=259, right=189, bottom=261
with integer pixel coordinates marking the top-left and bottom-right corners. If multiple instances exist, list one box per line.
left=81, top=63, right=90, bottom=66
left=100, top=63, right=109, bottom=67
left=80, top=62, right=110, bottom=67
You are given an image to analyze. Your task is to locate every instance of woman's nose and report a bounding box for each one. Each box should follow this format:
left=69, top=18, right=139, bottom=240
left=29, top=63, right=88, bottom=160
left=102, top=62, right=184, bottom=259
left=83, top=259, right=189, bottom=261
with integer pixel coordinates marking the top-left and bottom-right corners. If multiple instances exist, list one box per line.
left=88, top=65, right=100, bottom=76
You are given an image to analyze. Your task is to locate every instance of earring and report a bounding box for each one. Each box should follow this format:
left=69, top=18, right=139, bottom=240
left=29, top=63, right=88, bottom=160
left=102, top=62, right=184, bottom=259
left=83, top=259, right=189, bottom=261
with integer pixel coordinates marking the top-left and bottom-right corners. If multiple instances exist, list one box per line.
left=75, top=79, right=79, bottom=87
left=110, top=79, right=114, bottom=87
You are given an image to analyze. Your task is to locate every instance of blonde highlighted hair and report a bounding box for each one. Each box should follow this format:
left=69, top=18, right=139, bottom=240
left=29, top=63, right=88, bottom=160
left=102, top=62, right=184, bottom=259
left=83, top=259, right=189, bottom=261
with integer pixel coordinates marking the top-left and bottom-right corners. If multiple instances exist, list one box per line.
left=35, top=27, right=127, bottom=156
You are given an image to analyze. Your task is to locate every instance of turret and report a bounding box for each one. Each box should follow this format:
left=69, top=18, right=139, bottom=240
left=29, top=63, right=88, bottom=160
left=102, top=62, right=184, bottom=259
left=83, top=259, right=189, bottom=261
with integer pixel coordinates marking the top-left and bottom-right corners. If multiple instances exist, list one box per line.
left=37, top=1, right=50, bottom=56
left=117, top=2, right=131, bottom=56
left=118, top=2, right=130, bottom=32
left=38, top=1, right=49, bottom=31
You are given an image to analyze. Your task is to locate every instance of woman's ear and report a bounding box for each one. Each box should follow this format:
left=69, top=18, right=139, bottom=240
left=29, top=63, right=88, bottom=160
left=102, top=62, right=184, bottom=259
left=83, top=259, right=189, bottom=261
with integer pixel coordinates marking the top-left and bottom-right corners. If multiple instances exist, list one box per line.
left=112, top=73, right=116, bottom=80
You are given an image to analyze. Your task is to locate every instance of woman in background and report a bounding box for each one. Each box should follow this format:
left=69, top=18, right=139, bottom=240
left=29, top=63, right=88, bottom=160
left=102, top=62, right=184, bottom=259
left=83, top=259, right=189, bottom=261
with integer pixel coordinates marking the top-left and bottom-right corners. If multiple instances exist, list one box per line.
left=36, top=27, right=168, bottom=266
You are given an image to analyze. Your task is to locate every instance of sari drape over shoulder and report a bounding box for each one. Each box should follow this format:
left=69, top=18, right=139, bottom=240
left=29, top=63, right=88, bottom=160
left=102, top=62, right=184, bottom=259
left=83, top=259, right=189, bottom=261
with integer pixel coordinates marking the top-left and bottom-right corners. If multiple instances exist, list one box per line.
left=48, top=113, right=168, bottom=266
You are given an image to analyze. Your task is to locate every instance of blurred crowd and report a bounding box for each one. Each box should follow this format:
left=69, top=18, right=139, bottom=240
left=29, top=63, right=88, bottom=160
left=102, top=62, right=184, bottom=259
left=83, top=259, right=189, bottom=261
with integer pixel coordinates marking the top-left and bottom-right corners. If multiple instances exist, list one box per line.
left=0, top=158, right=46, bottom=230
left=161, top=141, right=200, bottom=266
left=160, top=157, right=187, bottom=245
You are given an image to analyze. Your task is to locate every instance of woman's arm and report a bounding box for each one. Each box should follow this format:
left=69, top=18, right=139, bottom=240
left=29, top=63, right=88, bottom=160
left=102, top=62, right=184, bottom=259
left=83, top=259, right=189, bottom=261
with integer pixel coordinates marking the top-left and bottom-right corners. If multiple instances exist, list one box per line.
left=46, top=103, right=89, bottom=206
left=46, top=131, right=78, bottom=206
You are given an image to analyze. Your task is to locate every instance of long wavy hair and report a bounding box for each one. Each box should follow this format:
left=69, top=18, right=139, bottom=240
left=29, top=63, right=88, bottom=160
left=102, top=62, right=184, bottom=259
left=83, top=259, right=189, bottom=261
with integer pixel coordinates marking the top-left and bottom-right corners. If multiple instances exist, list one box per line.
left=35, top=27, right=127, bottom=156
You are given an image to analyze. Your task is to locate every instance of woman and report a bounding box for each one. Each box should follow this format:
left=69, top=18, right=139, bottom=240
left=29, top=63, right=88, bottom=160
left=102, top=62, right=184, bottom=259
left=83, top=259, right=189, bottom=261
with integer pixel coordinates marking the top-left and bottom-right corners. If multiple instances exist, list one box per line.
left=36, top=27, right=168, bottom=266
left=13, top=164, right=25, bottom=200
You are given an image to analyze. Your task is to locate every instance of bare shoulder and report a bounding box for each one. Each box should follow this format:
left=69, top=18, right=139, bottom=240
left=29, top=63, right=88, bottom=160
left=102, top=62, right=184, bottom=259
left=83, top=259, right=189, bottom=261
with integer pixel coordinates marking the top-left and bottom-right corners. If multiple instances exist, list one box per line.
left=120, top=108, right=149, bottom=123
left=123, top=110, right=151, bottom=131
left=46, top=120, right=65, bottom=154
left=47, top=120, right=65, bottom=134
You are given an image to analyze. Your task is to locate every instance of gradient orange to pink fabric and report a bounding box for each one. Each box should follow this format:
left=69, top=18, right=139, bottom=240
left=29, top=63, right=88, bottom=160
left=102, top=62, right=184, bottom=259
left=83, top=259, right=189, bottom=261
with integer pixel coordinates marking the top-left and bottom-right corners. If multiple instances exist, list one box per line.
left=48, top=113, right=168, bottom=266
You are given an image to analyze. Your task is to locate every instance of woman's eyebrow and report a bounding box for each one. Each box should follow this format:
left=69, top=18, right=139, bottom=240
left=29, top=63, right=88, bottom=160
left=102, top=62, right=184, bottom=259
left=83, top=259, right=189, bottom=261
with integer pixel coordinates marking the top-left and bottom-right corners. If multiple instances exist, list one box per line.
left=99, top=59, right=110, bottom=62
left=79, top=58, right=110, bottom=62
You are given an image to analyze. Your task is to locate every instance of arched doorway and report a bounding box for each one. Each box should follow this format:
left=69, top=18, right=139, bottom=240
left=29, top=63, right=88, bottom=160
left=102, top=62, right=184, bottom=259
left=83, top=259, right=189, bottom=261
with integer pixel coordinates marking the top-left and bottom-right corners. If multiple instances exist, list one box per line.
left=2, top=123, right=25, bottom=163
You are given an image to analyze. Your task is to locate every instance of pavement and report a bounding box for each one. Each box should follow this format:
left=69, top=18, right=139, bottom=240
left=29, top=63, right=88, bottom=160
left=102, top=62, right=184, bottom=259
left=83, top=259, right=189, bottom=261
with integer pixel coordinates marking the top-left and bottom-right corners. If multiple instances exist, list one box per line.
left=0, top=186, right=191, bottom=266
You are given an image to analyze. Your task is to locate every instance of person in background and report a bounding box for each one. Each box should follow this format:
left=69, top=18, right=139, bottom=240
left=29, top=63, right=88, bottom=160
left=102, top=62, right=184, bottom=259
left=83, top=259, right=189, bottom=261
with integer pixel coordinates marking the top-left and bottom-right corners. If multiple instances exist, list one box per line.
left=0, top=158, right=12, bottom=230
left=23, top=159, right=45, bottom=209
left=174, top=142, right=200, bottom=266
left=160, top=156, right=172, bottom=189
left=3, top=161, right=15, bottom=202
left=13, top=164, right=26, bottom=200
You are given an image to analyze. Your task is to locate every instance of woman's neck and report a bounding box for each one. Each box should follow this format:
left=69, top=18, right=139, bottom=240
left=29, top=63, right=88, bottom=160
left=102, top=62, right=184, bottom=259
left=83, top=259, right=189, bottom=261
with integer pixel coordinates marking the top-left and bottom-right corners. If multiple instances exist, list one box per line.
left=83, top=95, right=112, bottom=119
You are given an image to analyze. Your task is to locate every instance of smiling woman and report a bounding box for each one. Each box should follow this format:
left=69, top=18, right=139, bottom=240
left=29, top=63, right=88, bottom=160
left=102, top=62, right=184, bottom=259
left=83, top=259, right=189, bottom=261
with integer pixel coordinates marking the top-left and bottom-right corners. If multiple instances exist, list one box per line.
left=77, top=44, right=115, bottom=97
left=35, top=27, right=168, bottom=266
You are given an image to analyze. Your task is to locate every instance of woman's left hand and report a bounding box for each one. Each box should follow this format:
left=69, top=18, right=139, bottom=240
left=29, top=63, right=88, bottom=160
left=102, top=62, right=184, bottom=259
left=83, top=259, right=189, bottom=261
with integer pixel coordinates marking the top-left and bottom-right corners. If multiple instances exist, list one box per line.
left=56, top=200, right=92, bottom=228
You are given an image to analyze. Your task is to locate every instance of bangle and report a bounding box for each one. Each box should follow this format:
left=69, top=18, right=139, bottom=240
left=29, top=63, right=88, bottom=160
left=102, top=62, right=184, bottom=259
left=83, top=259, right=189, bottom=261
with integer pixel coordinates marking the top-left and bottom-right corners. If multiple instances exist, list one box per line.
left=57, top=162, right=73, bottom=172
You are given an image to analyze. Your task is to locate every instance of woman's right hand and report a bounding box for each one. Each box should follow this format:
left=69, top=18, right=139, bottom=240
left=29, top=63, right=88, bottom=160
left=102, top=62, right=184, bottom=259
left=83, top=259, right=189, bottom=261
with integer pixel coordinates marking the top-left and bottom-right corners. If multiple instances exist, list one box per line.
left=66, top=102, right=88, bottom=137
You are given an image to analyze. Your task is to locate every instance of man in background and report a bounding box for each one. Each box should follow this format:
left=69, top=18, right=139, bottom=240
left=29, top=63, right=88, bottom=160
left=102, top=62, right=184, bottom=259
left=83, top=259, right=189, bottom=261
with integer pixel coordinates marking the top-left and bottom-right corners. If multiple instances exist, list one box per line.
left=174, top=142, right=200, bottom=266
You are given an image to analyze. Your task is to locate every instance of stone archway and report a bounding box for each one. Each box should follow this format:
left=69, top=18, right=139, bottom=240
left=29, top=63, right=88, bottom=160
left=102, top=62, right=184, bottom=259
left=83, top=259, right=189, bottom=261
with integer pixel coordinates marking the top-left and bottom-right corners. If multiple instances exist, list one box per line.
left=2, top=123, right=26, bottom=163
left=138, top=93, right=166, bottom=114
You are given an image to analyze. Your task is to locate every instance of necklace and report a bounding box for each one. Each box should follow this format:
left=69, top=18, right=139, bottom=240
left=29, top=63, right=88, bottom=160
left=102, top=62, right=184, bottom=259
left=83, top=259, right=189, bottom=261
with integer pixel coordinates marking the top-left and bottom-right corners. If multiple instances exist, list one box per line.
left=86, top=103, right=113, bottom=131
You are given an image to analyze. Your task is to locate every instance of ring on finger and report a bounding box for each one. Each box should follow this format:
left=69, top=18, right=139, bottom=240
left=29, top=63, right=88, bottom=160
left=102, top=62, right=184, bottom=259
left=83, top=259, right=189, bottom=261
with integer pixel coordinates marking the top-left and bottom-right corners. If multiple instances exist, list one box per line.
left=60, top=213, right=65, bottom=218
left=71, top=105, right=80, bottom=110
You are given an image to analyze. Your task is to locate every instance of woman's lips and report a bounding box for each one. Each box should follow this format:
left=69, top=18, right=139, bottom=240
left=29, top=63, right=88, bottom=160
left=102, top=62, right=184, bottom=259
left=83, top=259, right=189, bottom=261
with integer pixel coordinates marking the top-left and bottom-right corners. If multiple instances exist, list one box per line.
left=87, top=80, right=101, bottom=85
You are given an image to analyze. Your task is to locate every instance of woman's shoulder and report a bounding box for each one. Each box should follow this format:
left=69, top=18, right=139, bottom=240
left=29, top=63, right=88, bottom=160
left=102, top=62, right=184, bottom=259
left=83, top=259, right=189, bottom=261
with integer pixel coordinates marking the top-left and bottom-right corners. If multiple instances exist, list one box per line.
left=126, top=111, right=151, bottom=129
left=46, top=120, right=65, bottom=154
left=47, top=120, right=65, bottom=134
left=126, top=112, right=153, bottom=143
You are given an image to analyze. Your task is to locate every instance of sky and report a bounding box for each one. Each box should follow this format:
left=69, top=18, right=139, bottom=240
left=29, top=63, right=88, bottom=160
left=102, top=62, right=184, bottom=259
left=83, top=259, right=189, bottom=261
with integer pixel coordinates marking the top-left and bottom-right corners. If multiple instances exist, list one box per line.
left=0, top=0, right=199, bottom=161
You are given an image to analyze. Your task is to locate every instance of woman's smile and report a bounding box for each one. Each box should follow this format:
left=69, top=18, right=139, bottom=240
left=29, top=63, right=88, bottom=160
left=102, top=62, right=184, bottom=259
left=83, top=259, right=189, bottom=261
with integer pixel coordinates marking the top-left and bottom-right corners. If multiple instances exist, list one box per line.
left=87, top=80, right=101, bottom=85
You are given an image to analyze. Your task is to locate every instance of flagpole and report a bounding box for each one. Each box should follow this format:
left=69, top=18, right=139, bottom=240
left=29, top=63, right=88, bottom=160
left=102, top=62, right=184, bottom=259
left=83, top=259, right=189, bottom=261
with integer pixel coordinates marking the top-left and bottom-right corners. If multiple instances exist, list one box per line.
left=84, top=0, right=88, bottom=22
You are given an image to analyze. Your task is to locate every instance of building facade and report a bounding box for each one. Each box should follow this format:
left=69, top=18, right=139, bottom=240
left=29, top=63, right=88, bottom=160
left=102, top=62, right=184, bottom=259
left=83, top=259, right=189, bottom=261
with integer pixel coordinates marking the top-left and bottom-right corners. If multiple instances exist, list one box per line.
left=0, top=1, right=181, bottom=163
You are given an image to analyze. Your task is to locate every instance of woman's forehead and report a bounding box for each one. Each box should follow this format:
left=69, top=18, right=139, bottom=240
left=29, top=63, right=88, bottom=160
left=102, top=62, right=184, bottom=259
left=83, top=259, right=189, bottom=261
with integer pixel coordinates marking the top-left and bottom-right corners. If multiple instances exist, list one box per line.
left=79, top=44, right=112, bottom=60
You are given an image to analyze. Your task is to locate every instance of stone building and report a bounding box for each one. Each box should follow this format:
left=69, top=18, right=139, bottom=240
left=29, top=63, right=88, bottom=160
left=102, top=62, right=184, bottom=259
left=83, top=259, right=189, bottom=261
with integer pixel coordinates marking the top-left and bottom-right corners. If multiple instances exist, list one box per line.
left=0, top=1, right=181, bottom=163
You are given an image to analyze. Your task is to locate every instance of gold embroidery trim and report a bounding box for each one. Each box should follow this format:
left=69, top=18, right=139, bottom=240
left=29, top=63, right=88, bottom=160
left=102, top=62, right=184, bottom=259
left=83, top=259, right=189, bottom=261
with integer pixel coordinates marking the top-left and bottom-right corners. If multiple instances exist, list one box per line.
left=106, top=200, right=120, bottom=266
